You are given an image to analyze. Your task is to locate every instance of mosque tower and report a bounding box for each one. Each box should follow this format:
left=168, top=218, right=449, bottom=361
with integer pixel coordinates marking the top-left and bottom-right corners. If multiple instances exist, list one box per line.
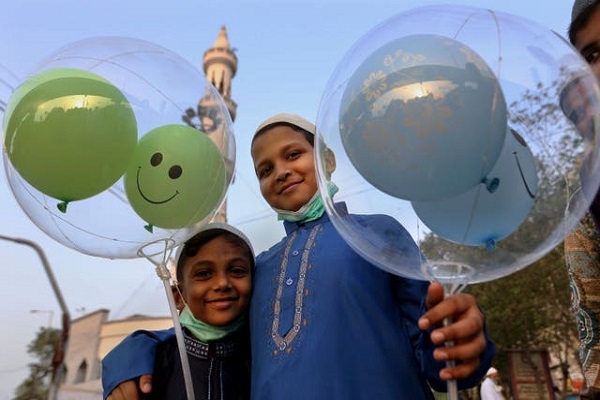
left=183, top=26, right=238, bottom=223
left=203, top=25, right=238, bottom=121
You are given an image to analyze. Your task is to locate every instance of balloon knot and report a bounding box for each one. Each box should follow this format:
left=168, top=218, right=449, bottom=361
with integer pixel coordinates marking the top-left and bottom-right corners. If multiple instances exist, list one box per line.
left=482, top=177, right=500, bottom=193
left=57, top=202, right=68, bottom=213
left=144, top=224, right=154, bottom=233
left=155, top=262, right=171, bottom=281
left=485, top=238, right=496, bottom=251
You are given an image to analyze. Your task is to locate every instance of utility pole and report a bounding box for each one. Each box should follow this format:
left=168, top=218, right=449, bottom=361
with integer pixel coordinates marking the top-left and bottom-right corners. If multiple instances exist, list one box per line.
left=0, top=235, right=70, bottom=400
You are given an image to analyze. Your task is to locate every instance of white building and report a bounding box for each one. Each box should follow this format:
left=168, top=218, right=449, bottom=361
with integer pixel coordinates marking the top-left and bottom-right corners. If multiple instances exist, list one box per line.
left=56, top=310, right=172, bottom=400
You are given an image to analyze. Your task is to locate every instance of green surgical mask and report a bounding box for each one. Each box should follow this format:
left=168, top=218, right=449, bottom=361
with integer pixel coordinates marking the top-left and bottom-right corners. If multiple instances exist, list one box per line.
left=274, top=182, right=338, bottom=223
left=179, top=306, right=244, bottom=342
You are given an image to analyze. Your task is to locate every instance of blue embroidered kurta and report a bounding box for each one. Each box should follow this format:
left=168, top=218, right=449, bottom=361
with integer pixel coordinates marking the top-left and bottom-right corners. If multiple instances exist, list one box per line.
left=249, top=206, right=495, bottom=399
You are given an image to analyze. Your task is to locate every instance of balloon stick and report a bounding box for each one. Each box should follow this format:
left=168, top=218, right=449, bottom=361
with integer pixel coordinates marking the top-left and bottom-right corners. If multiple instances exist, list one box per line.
left=139, top=240, right=195, bottom=400
left=423, top=262, right=474, bottom=400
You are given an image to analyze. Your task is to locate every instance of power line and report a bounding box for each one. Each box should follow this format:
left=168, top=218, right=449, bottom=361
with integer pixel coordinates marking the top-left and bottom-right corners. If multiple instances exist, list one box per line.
left=0, top=63, right=20, bottom=83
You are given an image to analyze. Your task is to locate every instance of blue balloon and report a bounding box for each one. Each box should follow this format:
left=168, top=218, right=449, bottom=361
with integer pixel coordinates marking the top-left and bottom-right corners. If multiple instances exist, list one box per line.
left=339, top=34, right=507, bottom=201
left=411, top=128, right=538, bottom=248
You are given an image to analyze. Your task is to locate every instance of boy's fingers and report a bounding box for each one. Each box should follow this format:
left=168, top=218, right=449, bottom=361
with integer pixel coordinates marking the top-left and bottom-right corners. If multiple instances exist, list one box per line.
left=424, top=282, right=445, bottom=310
left=420, top=291, right=480, bottom=331
left=428, top=306, right=484, bottom=344
left=139, top=374, right=153, bottom=393
left=438, top=356, right=481, bottom=380
left=433, top=331, right=487, bottom=362
left=107, top=380, right=141, bottom=400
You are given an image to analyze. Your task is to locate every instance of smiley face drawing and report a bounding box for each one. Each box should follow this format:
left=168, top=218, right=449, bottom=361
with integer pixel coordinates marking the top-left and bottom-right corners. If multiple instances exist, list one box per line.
left=411, top=127, right=538, bottom=249
left=124, top=124, right=226, bottom=231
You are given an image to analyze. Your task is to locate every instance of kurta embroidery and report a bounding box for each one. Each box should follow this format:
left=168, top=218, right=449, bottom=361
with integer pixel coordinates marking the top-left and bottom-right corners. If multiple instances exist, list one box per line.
left=271, top=225, right=320, bottom=351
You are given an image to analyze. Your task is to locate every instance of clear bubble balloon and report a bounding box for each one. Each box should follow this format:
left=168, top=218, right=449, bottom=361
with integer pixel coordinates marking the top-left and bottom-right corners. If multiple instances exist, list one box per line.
left=2, top=37, right=235, bottom=259
left=315, top=5, right=600, bottom=285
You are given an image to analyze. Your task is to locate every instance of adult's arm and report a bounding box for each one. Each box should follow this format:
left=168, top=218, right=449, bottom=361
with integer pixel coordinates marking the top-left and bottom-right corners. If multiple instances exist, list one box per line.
left=565, top=212, right=600, bottom=392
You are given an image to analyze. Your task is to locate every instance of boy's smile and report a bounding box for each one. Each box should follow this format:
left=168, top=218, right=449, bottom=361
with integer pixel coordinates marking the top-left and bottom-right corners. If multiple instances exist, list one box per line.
left=251, top=125, right=318, bottom=212
left=179, top=236, right=252, bottom=327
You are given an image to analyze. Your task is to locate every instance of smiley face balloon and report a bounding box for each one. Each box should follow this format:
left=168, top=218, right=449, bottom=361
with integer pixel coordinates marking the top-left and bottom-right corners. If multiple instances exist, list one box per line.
left=124, top=124, right=227, bottom=231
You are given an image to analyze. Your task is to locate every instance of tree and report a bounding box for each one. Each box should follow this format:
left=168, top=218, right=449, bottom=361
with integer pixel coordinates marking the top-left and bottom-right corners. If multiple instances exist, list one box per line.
left=13, top=326, right=60, bottom=400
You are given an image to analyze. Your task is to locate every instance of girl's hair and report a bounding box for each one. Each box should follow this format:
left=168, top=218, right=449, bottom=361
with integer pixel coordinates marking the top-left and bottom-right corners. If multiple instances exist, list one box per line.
left=176, top=229, right=254, bottom=283
left=252, top=122, right=314, bottom=147
left=569, top=0, right=600, bottom=45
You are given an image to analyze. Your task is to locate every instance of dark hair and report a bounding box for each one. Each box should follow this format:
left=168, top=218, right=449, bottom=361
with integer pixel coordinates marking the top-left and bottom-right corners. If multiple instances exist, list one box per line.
left=176, top=229, right=254, bottom=283
left=252, top=122, right=314, bottom=147
left=569, top=0, right=600, bottom=45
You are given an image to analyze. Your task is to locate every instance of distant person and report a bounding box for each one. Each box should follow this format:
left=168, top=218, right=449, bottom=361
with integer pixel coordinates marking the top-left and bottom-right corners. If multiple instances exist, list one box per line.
left=102, top=113, right=496, bottom=399
left=563, top=0, right=600, bottom=397
left=103, top=223, right=254, bottom=400
left=480, top=367, right=505, bottom=400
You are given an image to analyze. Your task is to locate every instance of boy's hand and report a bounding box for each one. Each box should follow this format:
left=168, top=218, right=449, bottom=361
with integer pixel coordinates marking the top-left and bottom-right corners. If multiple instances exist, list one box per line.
left=107, top=374, right=152, bottom=400
left=418, top=282, right=487, bottom=381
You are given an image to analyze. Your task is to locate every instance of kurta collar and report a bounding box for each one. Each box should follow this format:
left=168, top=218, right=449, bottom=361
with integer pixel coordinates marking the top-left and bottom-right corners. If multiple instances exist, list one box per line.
left=283, top=202, right=348, bottom=235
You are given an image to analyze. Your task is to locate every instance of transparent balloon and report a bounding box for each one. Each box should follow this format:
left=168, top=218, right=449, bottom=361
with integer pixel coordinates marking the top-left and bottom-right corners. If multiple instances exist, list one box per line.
left=316, top=5, right=600, bottom=288
left=2, top=37, right=236, bottom=259
left=316, top=8, right=600, bottom=398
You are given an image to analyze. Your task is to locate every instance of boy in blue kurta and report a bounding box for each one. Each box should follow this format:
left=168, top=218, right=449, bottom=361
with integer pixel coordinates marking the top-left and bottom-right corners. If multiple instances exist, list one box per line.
left=103, top=113, right=495, bottom=400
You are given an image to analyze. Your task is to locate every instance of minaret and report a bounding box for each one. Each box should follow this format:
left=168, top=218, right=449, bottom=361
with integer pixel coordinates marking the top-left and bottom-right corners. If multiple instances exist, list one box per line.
left=183, top=26, right=238, bottom=223
left=203, top=26, right=238, bottom=121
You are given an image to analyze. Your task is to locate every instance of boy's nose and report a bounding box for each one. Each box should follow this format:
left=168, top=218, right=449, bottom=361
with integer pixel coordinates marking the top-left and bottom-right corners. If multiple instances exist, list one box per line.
left=275, top=165, right=291, bottom=181
left=215, top=274, right=232, bottom=290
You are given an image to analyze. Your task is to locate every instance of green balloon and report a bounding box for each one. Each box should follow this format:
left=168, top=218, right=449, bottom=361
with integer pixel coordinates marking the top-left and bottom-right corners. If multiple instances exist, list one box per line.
left=3, top=68, right=138, bottom=202
left=124, top=124, right=227, bottom=230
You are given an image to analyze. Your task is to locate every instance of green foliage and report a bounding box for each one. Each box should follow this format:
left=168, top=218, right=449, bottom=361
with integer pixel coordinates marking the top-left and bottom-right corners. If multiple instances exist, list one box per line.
left=465, top=245, right=578, bottom=384
left=13, top=326, right=60, bottom=400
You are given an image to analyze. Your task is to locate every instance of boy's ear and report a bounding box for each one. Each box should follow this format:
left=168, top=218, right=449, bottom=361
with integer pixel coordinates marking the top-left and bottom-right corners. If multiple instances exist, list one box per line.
left=324, top=148, right=336, bottom=178
left=171, top=284, right=186, bottom=311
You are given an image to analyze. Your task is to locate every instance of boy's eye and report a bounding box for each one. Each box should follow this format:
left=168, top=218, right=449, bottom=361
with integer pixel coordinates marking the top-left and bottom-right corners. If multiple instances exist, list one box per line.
left=194, top=270, right=212, bottom=280
left=582, top=46, right=600, bottom=65
left=287, top=151, right=301, bottom=159
left=258, top=166, right=272, bottom=178
left=586, top=51, right=599, bottom=65
left=230, top=267, right=250, bottom=278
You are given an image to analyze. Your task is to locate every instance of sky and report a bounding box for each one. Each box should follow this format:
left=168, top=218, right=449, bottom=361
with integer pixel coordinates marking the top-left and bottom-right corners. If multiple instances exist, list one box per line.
left=0, top=0, right=573, bottom=398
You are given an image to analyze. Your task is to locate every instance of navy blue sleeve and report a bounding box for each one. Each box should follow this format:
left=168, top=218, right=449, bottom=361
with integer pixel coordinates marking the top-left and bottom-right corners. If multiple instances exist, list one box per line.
left=101, top=328, right=175, bottom=399
left=394, top=274, right=496, bottom=392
